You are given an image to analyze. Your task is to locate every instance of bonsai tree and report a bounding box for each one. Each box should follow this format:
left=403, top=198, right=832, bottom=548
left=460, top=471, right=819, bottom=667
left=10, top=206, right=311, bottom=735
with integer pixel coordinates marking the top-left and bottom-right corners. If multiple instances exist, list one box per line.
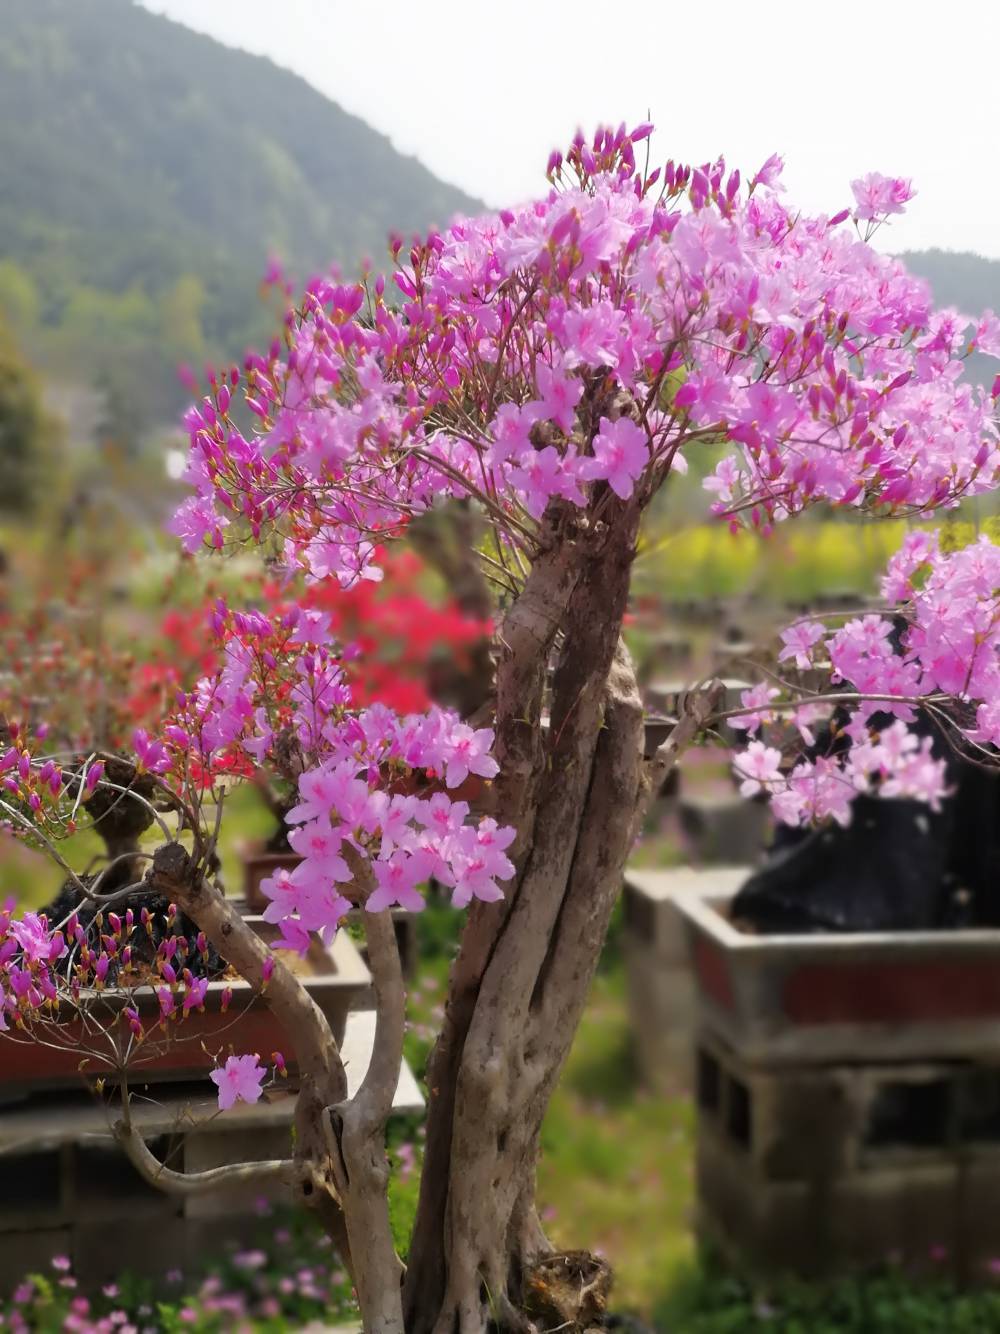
left=5, top=124, right=1000, bottom=1333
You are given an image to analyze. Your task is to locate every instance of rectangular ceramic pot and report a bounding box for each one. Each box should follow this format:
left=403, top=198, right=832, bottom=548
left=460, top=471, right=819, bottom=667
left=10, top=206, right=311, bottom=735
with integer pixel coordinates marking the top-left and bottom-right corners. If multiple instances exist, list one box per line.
left=674, top=882, right=1000, bottom=1066
left=0, top=916, right=371, bottom=1097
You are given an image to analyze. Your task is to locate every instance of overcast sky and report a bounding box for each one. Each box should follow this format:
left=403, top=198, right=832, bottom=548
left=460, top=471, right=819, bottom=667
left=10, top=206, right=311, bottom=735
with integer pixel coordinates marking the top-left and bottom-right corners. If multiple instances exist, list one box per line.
left=140, top=0, right=999, bottom=258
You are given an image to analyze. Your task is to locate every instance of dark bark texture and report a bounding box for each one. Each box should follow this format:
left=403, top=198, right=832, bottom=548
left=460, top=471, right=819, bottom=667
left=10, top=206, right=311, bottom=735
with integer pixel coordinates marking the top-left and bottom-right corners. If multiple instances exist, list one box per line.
left=404, top=507, right=650, bottom=1333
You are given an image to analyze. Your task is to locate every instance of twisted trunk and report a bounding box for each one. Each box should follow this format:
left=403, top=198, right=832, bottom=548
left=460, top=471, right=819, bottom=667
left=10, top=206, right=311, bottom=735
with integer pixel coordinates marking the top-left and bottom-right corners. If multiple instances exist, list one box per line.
left=135, top=505, right=704, bottom=1333
left=404, top=514, right=652, bottom=1333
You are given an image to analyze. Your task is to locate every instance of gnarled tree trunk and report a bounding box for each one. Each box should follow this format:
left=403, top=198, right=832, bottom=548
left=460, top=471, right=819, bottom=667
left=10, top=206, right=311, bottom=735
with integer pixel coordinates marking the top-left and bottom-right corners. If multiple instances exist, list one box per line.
left=404, top=509, right=656, bottom=1333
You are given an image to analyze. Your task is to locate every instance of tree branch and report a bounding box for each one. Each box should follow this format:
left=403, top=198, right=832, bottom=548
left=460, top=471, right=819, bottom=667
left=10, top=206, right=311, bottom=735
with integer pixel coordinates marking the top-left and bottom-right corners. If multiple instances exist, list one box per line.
left=641, top=682, right=724, bottom=827
left=339, top=844, right=406, bottom=1129
left=113, top=1117, right=295, bottom=1196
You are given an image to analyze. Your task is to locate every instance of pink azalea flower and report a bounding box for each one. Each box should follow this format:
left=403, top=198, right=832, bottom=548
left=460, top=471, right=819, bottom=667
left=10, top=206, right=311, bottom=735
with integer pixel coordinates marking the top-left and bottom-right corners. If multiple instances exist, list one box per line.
left=534, top=361, right=583, bottom=434
left=733, top=741, right=784, bottom=798
left=778, top=620, right=826, bottom=670
left=729, top=683, right=780, bottom=735
left=210, top=1054, right=267, bottom=1111
left=367, top=853, right=428, bottom=914
left=850, top=172, right=915, bottom=221
left=442, top=724, right=499, bottom=789
left=10, top=913, right=61, bottom=966
left=182, top=977, right=209, bottom=1013
left=132, top=728, right=170, bottom=774
left=581, top=417, right=649, bottom=499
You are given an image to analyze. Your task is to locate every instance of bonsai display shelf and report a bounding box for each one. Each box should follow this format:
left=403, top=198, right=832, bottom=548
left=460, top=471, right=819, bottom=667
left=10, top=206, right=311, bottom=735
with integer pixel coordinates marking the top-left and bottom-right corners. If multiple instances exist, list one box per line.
left=0, top=1009, right=423, bottom=1290
left=675, top=879, right=1000, bottom=1281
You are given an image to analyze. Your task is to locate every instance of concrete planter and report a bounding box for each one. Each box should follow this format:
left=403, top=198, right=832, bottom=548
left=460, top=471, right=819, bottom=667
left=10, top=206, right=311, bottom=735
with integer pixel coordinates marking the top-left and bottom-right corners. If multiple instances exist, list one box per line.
left=0, top=917, right=371, bottom=1097
left=674, top=884, right=1000, bottom=1065
left=675, top=878, right=1000, bottom=1281
left=623, top=867, right=747, bottom=1092
left=677, top=792, right=770, bottom=867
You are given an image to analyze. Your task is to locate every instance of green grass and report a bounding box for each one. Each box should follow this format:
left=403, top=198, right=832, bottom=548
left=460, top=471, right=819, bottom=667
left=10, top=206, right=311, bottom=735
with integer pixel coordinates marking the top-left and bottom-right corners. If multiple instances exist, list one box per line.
left=538, top=965, right=696, bottom=1313
left=656, top=1257, right=1000, bottom=1332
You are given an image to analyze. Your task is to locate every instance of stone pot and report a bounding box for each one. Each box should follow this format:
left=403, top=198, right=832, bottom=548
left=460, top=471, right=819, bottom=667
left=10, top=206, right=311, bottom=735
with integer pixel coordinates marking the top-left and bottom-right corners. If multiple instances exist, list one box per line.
left=674, top=881, right=1000, bottom=1065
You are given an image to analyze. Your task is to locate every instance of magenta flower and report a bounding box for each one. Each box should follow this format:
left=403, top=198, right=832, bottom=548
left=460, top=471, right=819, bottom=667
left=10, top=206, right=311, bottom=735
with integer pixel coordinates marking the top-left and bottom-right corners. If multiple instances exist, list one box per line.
left=10, top=913, right=58, bottom=966
left=182, top=977, right=208, bottom=1013
left=210, top=1054, right=267, bottom=1111
left=132, top=728, right=170, bottom=775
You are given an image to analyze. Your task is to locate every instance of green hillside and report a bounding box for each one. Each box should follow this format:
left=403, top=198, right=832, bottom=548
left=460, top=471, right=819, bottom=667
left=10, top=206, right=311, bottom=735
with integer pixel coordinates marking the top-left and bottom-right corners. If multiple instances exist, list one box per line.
left=0, top=0, right=479, bottom=424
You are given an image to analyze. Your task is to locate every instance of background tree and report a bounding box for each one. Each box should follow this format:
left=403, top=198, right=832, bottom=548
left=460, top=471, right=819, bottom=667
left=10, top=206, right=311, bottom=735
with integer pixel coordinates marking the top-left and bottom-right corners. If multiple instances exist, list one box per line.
left=0, top=318, right=57, bottom=516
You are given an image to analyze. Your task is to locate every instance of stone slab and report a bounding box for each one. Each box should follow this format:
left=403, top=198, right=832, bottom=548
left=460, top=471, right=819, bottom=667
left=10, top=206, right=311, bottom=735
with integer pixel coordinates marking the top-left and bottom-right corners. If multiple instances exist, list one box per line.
left=0, top=1009, right=424, bottom=1159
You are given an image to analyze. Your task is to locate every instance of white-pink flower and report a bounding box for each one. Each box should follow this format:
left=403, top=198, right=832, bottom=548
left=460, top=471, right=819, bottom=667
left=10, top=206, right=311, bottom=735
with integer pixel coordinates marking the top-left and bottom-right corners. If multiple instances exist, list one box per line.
left=778, top=620, right=826, bottom=670
left=580, top=417, right=649, bottom=499
left=210, top=1054, right=267, bottom=1111
left=733, top=741, right=783, bottom=798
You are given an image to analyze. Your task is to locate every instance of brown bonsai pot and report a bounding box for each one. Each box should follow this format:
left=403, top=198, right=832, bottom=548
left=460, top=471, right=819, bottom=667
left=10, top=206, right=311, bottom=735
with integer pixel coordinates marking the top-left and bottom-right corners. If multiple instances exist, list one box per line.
left=0, top=916, right=370, bottom=1098
left=242, top=844, right=302, bottom=913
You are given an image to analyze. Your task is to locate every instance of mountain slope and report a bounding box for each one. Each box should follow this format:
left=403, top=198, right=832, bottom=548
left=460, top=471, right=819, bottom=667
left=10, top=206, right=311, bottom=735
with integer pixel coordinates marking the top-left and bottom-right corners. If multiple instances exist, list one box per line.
left=0, top=0, right=480, bottom=419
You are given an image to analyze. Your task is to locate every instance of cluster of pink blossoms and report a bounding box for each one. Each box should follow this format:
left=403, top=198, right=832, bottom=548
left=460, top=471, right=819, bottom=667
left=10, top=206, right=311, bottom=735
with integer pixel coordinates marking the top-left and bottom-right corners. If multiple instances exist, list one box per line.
left=265, top=763, right=514, bottom=950
left=170, top=125, right=999, bottom=593
left=0, top=898, right=221, bottom=1036
left=732, top=529, right=1000, bottom=826
left=162, top=122, right=1000, bottom=847
left=152, top=597, right=515, bottom=946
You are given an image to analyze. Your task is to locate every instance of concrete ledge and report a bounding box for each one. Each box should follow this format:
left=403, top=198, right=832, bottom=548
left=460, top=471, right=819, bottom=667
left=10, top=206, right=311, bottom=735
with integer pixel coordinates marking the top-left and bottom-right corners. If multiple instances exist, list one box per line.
left=623, top=866, right=749, bottom=1091
left=0, top=1009, right=424, bottom=1159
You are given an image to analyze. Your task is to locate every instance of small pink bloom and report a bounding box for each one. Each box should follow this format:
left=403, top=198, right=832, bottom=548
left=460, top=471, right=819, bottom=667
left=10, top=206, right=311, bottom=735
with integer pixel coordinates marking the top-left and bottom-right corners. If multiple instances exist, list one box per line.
left=210, top=1053, right=267, bottom=1111
left=580, top=416, right=649, bottom=499
left=733, top=741, right=784, bottom=798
